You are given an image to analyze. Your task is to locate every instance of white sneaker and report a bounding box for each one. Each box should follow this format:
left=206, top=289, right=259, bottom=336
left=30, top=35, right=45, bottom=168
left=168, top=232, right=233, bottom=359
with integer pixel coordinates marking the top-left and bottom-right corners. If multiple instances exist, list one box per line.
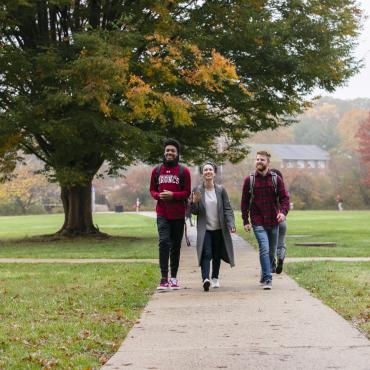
left=211, top=278, right=220, bottom=288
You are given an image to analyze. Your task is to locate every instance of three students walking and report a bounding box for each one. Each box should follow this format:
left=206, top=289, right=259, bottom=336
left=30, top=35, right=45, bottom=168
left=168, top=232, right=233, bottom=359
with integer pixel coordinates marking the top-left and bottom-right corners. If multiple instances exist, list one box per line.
left=150, top=140, right=289, bottom=291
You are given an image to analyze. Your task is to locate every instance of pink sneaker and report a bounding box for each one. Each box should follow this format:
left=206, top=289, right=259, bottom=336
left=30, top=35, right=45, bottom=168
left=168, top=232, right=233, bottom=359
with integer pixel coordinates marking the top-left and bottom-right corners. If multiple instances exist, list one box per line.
left=169, top=277, right=180, bottom=290
left=157, top=278, right=169, bottom=290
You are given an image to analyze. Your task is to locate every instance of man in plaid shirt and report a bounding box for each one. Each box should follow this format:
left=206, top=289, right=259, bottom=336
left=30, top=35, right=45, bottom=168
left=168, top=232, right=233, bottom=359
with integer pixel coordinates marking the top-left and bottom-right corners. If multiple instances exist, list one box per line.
left=241, top=150, right=290, bottom=290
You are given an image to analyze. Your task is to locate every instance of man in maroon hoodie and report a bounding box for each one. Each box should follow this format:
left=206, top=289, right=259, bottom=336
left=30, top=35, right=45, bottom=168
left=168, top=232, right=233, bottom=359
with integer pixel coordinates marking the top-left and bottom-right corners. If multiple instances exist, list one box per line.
left=150, top=139, right=191, bottom=290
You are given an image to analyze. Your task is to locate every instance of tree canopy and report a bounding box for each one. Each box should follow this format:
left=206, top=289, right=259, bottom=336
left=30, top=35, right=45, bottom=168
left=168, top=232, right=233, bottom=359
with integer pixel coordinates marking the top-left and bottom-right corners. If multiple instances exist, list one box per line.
left=0, top=0, right=363, bottom=182
left=0, top=0, right=364, bottom=233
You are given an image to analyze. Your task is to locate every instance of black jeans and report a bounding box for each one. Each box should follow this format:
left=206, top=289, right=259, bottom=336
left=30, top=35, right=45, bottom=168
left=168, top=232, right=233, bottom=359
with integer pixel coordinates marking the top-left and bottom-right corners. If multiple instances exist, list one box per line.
left=201, top=230, right=222, bottom=281
left=157, top=216, right=185, bottom=278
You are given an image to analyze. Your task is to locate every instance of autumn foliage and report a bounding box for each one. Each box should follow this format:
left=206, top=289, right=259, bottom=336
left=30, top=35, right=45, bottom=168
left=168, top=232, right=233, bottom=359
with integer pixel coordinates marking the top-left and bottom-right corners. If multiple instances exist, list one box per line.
left=0, top=1, right=363, bottom=232
left=357, top=112, right=370, bottom=185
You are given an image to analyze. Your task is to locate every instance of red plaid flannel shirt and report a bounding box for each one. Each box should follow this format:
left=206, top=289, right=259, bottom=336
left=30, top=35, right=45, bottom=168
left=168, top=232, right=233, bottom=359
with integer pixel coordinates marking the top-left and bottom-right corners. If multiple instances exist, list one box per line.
left=241, top=170, right=290, bottom=227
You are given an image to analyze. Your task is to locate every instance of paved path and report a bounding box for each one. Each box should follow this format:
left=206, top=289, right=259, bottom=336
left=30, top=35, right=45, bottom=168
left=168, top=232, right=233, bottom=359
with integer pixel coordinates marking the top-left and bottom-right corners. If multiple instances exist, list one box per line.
left=103, top=226, right=370, bottom=370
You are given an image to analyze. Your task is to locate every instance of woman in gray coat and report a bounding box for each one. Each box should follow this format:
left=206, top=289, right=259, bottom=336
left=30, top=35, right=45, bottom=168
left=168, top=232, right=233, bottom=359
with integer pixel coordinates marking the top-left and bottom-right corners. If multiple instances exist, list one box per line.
left=191, top=161, right=236, bottom=291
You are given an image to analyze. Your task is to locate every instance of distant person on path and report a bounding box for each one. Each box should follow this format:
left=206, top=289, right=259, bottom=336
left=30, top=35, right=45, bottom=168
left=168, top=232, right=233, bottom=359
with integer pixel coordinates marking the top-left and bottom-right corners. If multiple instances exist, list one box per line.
left=270, top=168, right=288, bottom=274
left=241, top=151, right=290, bottom=290
left=191, top=161, right=235, bottom=292
left=336, top=194, right=344, bottom=211
left=150, top=139, right=191, bottom=291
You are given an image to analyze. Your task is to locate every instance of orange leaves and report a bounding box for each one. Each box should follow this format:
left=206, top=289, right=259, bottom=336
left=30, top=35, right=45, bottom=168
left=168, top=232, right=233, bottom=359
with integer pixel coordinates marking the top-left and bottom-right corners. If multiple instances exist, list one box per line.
left=73, top=44, right=130, bottom=117
left=125, top=75, right=157, bottom=120
left=184, top=50, right=239, bottom=93
left=144, top=34, right=248, bottom=95
left=0, top=166, right=49, bottom=210
left=162, top=94, right=192, bottom=127
left=125, top=75, right=192, bottom=126
left=99, top=101, right=111, bottom=116
left=356, top=112, right=370, bottom=184
left=73, top=31, right=250, bottom=125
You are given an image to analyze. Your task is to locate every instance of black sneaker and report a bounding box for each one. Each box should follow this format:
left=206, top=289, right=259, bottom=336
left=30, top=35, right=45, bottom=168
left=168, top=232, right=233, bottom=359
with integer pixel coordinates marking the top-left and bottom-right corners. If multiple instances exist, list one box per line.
left=203, top=279, right=210, bottom=292
left=276, top=259, right=284, bottom=274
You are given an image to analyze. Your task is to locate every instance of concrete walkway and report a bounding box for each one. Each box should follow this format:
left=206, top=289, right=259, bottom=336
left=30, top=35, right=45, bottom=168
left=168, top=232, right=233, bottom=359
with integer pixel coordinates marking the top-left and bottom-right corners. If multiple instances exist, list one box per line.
left=103, top=227, right=370, bottom=370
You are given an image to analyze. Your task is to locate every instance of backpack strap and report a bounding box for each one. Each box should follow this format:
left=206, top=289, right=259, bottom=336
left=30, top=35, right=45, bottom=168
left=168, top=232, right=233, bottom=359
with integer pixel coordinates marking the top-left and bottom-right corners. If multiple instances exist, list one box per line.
left=154, top=164, right=163, bottom=192
left=178, top=165, right=185, bottom=190
left=249, top=171, right=278, bottom=206
left=270, top=171, right=280, bottom=207
left=270, top=171, right=278, bottom=195
left=249, top=173, right=255, bottom=206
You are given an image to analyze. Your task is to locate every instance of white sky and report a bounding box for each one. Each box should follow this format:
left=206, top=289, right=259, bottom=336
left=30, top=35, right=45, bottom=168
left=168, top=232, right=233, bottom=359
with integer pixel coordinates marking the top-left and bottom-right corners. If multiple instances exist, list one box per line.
left=322, top=0, right=370, bottom=99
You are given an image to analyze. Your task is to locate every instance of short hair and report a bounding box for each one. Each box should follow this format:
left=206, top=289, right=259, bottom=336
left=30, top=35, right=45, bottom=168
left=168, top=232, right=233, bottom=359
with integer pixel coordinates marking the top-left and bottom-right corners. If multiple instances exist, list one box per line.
left=256, top=150, right=271, bottom=160
left=200, top=160, right=217, bottom=174
left=163, top=138, right=180, bottom=153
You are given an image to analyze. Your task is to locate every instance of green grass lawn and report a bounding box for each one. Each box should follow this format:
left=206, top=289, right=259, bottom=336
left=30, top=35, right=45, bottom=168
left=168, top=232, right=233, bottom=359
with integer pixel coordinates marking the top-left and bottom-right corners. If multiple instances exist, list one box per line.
left=235, top=210, right=370, bottom=257
left=285, top=262, right=370, bottom=339
left=0, top=263, right=159, bottom=369
left=0, top=213, right=158, bottom=259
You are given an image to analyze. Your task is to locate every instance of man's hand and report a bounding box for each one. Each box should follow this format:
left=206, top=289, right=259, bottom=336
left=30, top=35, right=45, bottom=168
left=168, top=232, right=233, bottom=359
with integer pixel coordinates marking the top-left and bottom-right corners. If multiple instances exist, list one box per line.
left=244, top=224, right=252, bottom=232
left=229, top=227, right=236, bottom=233
left=277, top=212, right=286, bottom=223
left=159, top=190, right=173, bottom=201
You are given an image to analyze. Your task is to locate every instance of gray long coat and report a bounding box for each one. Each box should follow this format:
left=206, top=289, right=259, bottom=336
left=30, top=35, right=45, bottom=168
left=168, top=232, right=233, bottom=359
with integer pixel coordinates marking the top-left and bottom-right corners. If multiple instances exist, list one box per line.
left=190, top=184, right=235, bottom=267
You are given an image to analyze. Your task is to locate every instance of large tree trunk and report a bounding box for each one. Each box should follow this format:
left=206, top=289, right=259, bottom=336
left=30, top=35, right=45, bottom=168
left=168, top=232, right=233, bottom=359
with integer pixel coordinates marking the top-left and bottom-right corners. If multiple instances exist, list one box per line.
left=57, top=182, right=105, bottom=236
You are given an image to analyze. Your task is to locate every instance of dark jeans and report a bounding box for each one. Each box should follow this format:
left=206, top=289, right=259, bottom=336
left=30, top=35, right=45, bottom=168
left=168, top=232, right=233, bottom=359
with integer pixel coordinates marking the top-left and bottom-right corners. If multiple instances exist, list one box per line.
left=201, top=230, right=223, bottom=281
left=157, top=216, right=185, bottom=278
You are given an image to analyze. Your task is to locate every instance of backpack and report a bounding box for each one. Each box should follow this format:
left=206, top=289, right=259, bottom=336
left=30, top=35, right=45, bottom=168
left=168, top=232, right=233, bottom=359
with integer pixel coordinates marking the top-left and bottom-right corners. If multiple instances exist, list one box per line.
left=154, top=164, right=186, bottom=192
left=249, top=171, right=278, bottom=205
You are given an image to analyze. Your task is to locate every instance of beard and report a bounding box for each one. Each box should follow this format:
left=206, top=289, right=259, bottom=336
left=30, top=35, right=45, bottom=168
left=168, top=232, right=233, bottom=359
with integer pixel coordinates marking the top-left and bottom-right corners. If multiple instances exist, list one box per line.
left=256, top=163, right=267, bottom=171
left=163, top=156, right=179, bottom=167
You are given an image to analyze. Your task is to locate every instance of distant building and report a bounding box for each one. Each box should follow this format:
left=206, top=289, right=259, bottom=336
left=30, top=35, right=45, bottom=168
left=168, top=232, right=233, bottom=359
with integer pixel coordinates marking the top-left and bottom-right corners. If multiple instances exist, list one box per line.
left=249, top=144, right=330, bottom=170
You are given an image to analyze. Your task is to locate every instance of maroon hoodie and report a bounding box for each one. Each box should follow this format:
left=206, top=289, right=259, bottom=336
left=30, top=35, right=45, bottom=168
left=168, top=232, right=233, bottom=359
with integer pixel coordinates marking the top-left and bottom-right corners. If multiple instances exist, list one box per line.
left=150, top=164, right=191, bottom=220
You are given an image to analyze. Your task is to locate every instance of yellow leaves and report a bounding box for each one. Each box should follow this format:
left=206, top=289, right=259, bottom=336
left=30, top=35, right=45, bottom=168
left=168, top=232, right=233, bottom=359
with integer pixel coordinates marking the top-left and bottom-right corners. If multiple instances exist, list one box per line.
left=144, top=56, right=179, bottom=85
left=184, top=50, right=240, bottom=93
left=338, top=109, right=368, bottom=150
left=254, top=37, right=264, bottom=47
left=0, top=134, right=21, bottom=154
left=125, top=75, right=192, bottom=126
left=125, top=33, right=253, bottom=125
left=75, top=48, right=130, bottom=116
left=99, top=101, right=111, bottom=116
left=80, top=48, right=88, bottom=57
left=75, top=32, right=251, bottom=124
left=0, top=166, right=48, bottom=208
left=145, top=33, right=170, bottom=45
left=126, top=75, right=152, bottom=117
left=162, top=94, right=192, bottom=127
